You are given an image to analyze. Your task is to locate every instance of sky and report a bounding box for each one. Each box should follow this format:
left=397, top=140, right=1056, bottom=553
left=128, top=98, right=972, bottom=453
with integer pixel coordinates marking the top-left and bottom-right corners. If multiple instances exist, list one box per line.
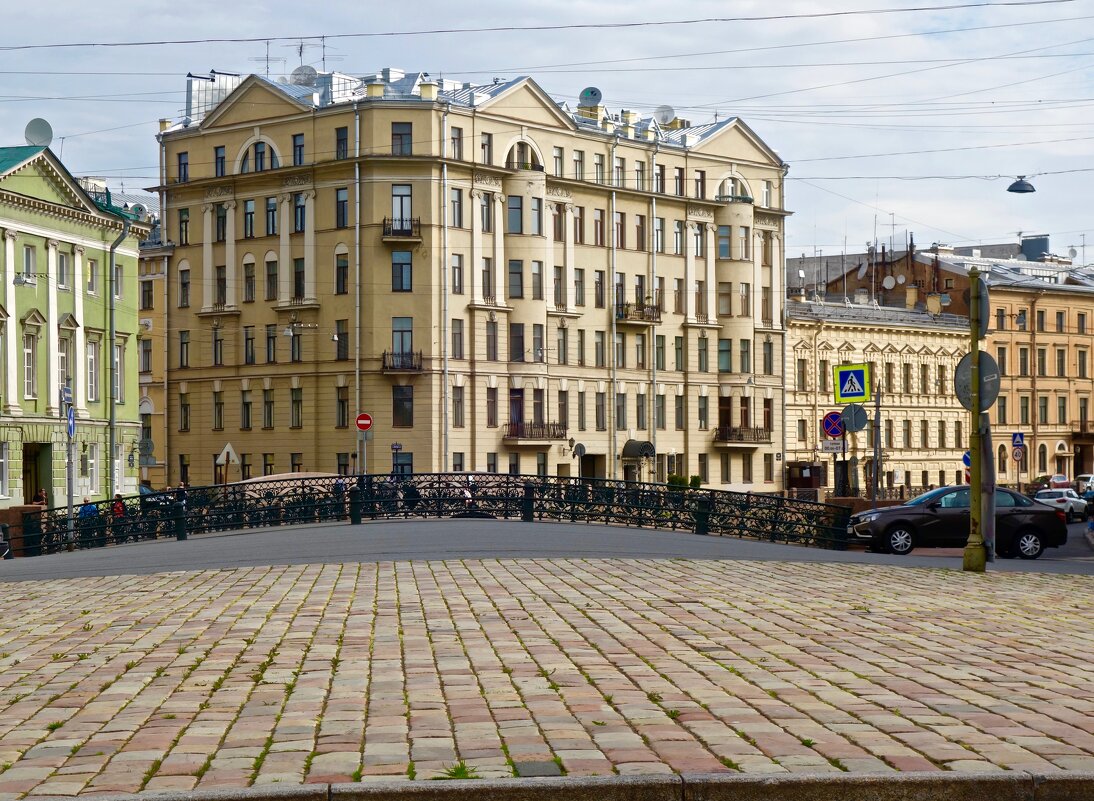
left=2, top=0, right=1092, bottom=261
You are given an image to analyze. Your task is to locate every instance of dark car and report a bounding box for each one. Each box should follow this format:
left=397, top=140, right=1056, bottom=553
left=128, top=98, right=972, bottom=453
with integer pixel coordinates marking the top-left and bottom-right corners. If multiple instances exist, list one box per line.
left=847, top=485, right=1067, bottom=559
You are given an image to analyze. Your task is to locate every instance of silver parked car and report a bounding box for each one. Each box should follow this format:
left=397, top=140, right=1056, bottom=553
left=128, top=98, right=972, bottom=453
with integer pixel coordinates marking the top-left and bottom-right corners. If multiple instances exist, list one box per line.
left=1033, top=488, right=1087, bottom=523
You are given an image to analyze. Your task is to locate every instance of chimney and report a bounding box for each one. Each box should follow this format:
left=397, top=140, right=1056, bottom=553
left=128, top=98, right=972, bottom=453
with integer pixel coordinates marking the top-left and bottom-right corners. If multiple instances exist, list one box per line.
left=419, top=81, right=437, bottom=101
left=905, top=285, right=917, bottom=309
left=158, top=118, right=171, bottom=133
left=366, top=81, right=385, bottom=98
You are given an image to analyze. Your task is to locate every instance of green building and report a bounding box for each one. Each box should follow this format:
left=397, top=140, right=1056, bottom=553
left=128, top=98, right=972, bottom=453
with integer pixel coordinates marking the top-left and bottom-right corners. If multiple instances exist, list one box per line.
left=0, top=146, right=147, bottom=508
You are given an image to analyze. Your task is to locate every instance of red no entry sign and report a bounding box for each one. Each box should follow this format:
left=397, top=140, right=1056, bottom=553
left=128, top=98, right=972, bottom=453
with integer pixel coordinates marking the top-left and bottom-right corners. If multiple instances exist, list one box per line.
left=355, top=413, right=373, bottom=432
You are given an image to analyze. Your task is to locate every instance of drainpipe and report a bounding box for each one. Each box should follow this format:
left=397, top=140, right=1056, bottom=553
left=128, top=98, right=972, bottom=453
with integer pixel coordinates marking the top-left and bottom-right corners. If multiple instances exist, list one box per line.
left=354, top=100, right=362, bottom=472
left=609, top=135, right=619, bottom=479
left=441, top=102, right=450, bottom=471
left=106, top=213, right=131, bottom=498
left=157, top=127, right=168, bottom=484
left=650, top=141, right=659, bottom=480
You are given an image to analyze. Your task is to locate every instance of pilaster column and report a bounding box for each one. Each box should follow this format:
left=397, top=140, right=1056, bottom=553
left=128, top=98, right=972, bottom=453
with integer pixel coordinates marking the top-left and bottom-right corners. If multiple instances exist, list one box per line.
left=73, top=246, right=87, bottom=417
left=753, top=230, right=762, bottom=318
left=469, top=190, right=482, bottom=304
left=563, top=204, right=575, bottom=309
left=201, top=204, right=214, bottom=310
left=3, top=230, right=20, bottom=415
left=46, top=239, right=59, bottom=415
left=685, top=222, right=697, bottom=321
left=705, top=223, right=717, bottom=322
left=279, top=194, right=292, bottom=302
left=771, top=232, right=783, bottom=327
left=546, top=202, right=558, bottom=307
left=493, top=194, right=505, bottom=303
left=224, top=200, right=237, bottom=307
left=303, top=191, right=316, bottom=301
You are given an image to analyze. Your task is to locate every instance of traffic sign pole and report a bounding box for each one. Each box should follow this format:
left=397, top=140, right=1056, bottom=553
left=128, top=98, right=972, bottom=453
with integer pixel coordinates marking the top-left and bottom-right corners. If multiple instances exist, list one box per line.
left=965, top=267, right=986, bottom=572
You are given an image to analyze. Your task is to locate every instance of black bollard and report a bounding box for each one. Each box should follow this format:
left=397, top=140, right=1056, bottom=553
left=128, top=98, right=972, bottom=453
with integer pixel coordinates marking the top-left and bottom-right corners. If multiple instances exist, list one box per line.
left=521, top=481, right=535, bottom=522
left=173, top=501, right=187, bottom=541
left=348, top=487, right=362, bottom=525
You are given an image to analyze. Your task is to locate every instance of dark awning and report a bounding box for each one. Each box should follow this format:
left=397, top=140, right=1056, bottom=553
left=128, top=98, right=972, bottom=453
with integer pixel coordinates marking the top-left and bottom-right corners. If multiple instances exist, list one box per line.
left=620, top=439, right=656, bottom=459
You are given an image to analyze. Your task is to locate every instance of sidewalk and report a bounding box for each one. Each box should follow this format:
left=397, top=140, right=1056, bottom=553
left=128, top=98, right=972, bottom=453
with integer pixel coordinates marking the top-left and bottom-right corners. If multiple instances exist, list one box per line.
left=0, top=558, right=1091, bottom=798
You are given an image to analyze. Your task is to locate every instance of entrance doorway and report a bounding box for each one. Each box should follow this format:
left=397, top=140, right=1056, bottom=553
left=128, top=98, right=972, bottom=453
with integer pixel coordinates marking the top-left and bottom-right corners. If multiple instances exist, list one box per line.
left=579, top=453, right=604, bottom=478
left=623, top=463, right=638, bottom=482
left=22, top=443, right=50, bottom=504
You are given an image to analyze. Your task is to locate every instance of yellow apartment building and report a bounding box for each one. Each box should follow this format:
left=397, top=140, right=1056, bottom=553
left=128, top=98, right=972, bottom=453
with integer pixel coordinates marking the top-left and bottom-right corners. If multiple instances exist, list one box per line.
left=155, top=68, right=788, bottom=488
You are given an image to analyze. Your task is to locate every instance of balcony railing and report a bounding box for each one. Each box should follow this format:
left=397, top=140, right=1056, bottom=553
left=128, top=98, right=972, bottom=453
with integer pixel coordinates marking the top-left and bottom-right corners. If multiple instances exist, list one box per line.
left=503, top=422, right=567, bottom=440
left=382, top=217, right=421, bottom=238
left=714, top=426, right=772, bottom=444
left=1075, top=420, right=1094, bottom=435
left=615, top=301, right=662, bottom=323
left=381, top=350, right=423, bottom=371
left=715, top=193, right=753, bottom=204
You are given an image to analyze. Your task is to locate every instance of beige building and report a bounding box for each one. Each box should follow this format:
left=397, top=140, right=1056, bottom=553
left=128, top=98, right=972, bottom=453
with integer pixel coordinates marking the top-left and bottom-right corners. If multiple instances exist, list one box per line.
left=155, top=68, right=788, bottom=488
left=825, top=242, right=1094, bottom=485
left=786, top=298, right=969, bottom=496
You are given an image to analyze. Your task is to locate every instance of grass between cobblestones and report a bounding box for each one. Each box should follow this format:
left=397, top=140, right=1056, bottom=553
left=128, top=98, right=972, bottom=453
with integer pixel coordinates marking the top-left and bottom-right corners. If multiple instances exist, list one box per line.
left=0, top=559, right=1089, bottom=796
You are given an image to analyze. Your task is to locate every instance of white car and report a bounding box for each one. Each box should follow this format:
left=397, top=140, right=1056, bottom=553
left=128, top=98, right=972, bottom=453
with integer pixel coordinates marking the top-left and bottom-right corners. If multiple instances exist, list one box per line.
left=1034, top=488, right=1087, bottom=522
left=1076, top=474, right=1094, bottom=493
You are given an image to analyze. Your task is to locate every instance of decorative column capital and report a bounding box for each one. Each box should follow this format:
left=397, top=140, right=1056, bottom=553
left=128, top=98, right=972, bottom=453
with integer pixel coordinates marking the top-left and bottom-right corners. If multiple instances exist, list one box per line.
left=47, top=239, right=59, bottom=249
left=201, top=203, right=214, bottom=214
left=2, top=229, right=16, bottom=242
left=74, top=245, right=85, bottom=255
left=224, top=200, right=237, bottom=210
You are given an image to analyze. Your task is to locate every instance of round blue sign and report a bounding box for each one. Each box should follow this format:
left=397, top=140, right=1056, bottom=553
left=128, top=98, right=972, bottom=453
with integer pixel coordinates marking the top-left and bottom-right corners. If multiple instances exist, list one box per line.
left=822, top=411, right=844, bottom=438
left=962, top=450, right=972, bottom=468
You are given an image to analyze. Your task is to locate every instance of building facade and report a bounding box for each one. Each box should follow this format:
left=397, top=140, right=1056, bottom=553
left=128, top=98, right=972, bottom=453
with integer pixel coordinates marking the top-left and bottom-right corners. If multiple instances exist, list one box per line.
left=0, top=146, right=145, bottom=507
left=786, top=299, right=969, bottom=497
left=157, top=68, right=788, bottom=489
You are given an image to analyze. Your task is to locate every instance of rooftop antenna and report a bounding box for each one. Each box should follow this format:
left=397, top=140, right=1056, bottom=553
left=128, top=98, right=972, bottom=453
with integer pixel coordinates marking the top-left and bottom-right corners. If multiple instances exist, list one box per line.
left=318, top=37, right=345, bottom=71
left=283, top=40, right=320, bottom=67
left=249, top=41, right=285, bottom=78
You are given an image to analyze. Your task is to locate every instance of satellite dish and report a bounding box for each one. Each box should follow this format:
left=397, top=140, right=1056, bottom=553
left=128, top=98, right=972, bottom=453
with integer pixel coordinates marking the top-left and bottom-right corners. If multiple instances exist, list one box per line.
left=1069, top=247, right=1078, bottom=258
left=578, top=86, right=602, bottom=106
left=654, top=105, right=675, bottom=125
left=277, top=76, right=290, bottom=84
left=24, top=118, right=53, bottom=148
left=897, top=275, right=906, bottom=284
left=130, top=203, right=147, bottom=219
left=289, top=65, right=318, bottom=87
left=856, top=264, right=868, bottom=279
left=882, top=276, right=895, bottom=290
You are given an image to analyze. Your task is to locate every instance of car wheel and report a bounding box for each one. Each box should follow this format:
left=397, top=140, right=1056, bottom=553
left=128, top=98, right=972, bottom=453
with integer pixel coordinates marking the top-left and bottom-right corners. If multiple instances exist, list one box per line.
left=886, top=525, right=915, bottom=555
left=1016, top=530, right=1045, bottom=560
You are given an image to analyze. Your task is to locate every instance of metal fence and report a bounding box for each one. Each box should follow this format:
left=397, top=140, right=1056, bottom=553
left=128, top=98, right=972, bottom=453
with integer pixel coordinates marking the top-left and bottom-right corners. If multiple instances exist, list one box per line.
left=21, top=473, right=852, bottom=556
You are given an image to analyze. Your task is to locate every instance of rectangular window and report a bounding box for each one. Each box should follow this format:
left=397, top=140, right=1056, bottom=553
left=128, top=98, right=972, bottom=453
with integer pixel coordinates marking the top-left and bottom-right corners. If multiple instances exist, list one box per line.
left=265, top=260, right=278, bottom=300
left=293, top=258, right=305, bottom=300
left=573, top=150, right=584, bottom=180
left=292, top=133, right=304, bottom=166
left=615, top=332, right=626, bottom=369
left=573, top=206, right=585, bottom=244
left=212, top=391, right=223, bottom=430
left=242, top=198, right=255, bottom=238
left=212, top=329, right=223, bottom=366
left=739, top=227, right=751, bottom=260
left=480, top=192, right=493, bottom=232
left=451, top=319, right=464, bottom=360
left=508, top=259, right=523, bottom=299
left=673, top=221, right=684, bottom=255
left=1057, top=348, right=1066, bottom=377
left=674, top=166, right=685, bottom=196
left=335, top=188, right=348, bottom=228
left=595, top=392, right=607, bottom=430
left=240, top=390, right=252, bottom=430
left=447, top=188, right=463, bottom=228
left=177, top=331, right=189, bottom=369
left=1058, top=395, right=1067, bottom=424
left=531, top=261, right=543, bottom=300
left=557, top=326, right=568, bottom=365
left=178, top=395, right=190, bottom=431
left=263, top=389, right=274, bottom=428
left=615, top=392, right=627, bottom=430
left=138, top=337, right=152, bottom=373
left=507, top=195, right=523, bottom=233
left=558, top=390, right=569, bottom=428
left=487, top=387, right=498, bottom=427
left=510, top=323, right=525, bottom=362
left=577, top=329, right=586, bottom=366
left=393, top=386, right=414, bottom=427
left=336, top=319, right=349, bottom=360
left=289, top=388, right=303, bottom=428
left=293, top=193, right=306, bottom=233
left=655, top=394, right=666, bottom=430
left=451, top=254, right=463, bottom=294
left=698, top=396, right=709, bottom=430
left=1057, top=310, right=1065, bottom=332
left=694, top=169, right=706, bottom=199
left=266, top=197, right=277, bottom=235
left=333, top=253, right=348, bottom=295
left=337, top=387, right=349, bottom=428
left=177, top=209, right=189, bottom=246
left=244, top=326, right=255, bottom=364
left=391, top=122, right=412, bottom=155
left=998, top=396, right=1008, bottom=426
left=486, top=320, right=498, bottom=361
left=480, top=132, right=493, bottom=164
left=242, top=262, right=255, bottom=302
left=697, top=338, right=709, bottom=372
left=593, top=209, right=606, bottom=246
left=266, top=324, right=277, bottom=363
left=656, top=335, right=666, bottom=371
left=215, top=203, right=227, bottom=242
left=452, top=386, right=465, bottom=428
left=674, top=395, right=685, bottom=430
left=336, top=126, right=348, bottom=160
left=531, top=197, right=542, bottom=235
left=674, top=336, right=684, bottom=371
left=740, top=339, right=751, bottom=373
left=594, top=270, right=605, bottom=307
left=392, top=251, right=412, bottom=292
left=450, top=127, right=463, bottom=159
left=177, top=151, right=188, bottom=182
left=594, top=154, right=605, bottom=184
left=214, top=146, right=225, bottom=177
left=594, top=331, right=606, bottom=368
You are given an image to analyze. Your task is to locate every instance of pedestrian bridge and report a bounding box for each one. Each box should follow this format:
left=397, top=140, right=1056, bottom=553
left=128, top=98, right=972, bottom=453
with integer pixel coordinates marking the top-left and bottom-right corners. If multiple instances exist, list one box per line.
left=19, top=473, right=851, bottom=556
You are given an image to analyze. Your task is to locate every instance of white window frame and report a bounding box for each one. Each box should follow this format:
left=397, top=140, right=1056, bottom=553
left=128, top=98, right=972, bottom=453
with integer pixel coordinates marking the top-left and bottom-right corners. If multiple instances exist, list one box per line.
left=87, top=340, right=100, bottom=402
left=58, top=252, right=69, bottom=289
left=23, top=332, right=37, bottom=398
left=88, top=443, right=99, bottom=493
left=87, top=259, right=98, bottom=294
left=22, top=245, right=36, bottom=282
left=58, top=336, right=70, bottom=397
left=113, top=343, right=124, bottom=403
left=113, top=263, right=124, bottom=300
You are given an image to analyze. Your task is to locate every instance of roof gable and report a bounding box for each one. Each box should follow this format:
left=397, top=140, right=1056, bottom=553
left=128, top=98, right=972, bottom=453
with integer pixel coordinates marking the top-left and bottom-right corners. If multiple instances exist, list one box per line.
left=686, top=118, right=783, bottom=166
left=0, top=147, right=105, bottom=216
left=201, top=75, right=315, bottom=129
left=475, top=79, right=576, bottom=131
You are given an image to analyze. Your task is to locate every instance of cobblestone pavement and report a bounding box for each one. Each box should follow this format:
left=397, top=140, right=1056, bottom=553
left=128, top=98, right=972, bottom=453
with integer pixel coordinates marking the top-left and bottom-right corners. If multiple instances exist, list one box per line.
left=0, top=559, right=1091, bottom=797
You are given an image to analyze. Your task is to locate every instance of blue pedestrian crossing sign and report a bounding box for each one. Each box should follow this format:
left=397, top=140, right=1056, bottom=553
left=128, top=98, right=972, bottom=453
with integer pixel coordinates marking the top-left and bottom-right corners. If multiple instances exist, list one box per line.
left=833, top=363, right=871, bottom=404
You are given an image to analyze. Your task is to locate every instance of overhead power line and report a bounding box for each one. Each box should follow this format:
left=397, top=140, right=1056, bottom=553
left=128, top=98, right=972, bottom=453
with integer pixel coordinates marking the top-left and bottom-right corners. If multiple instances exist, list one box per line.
left=0, top=1, right=1074, bottom=51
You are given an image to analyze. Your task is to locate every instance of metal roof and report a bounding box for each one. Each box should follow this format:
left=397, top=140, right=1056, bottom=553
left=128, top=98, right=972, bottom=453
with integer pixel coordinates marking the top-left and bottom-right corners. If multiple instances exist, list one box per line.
left=0, top=145, right=45, bottom=175
left=787, top=299, right=969, bottom=330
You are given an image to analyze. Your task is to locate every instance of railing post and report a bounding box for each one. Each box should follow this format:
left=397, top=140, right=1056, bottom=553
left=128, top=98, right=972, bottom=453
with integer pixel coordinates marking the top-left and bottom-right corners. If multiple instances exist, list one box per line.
left=521, top=481, right=535, bottom=522
left=694, top=493, right=711, bottom=536
left=348, top=487, right=362, bottom=525
left=173, top=501, right=187, bottom=541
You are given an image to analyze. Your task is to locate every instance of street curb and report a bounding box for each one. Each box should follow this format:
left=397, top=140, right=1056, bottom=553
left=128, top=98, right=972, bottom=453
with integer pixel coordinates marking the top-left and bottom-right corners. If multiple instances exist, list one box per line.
left=54, top=771, right=1094, bottom=801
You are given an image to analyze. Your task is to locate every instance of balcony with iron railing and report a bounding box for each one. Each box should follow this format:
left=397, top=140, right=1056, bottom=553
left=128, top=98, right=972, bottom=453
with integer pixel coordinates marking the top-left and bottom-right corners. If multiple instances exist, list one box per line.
left=713, top=426, right=772, bottom=445
left=715, top=193, right=754, bottom=204
left=615, top=289, right=662, bottom=324
left=382, top=217, right=422, bottom=240
left=503, top=422, right=568, bottom=441
left=381, top=350, right=424, bottom=372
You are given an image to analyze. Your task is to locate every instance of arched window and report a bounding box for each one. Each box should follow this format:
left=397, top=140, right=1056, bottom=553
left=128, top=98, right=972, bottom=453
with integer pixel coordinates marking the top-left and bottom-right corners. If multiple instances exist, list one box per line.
left=237, top=139, right=280, bottom=174
left=505, top=142, right=541, bottom=170
left=1038, top=443, right=1048, bottom=474
left=998, top=444, right=1008, bottom=476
